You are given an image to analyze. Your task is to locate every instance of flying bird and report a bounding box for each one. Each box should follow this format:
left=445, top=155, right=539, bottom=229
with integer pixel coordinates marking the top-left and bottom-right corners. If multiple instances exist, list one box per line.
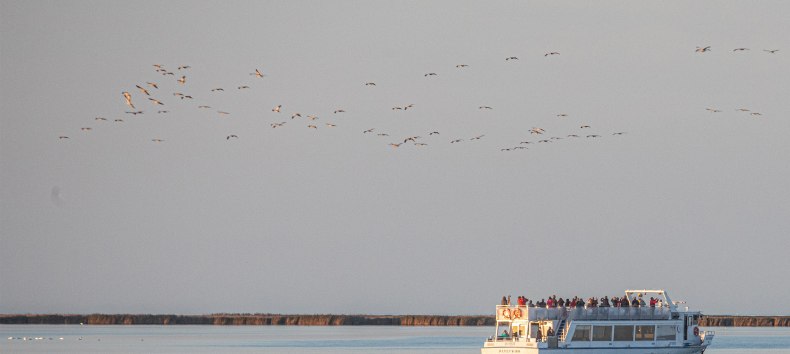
left=733, top=48, right=749, bottom=51
left=148, top=98, right=164, bottom=105
left=217, top=111, right=230, bottom=115
left=211, top=88, right=224, bottom=92
left=424, top=72, right=438, bottom=77
left=580, top=125, right=591, bottom=128
left=544, top=52, right=560, bottom=56
left=587, top=134, right=600, bottom=138
left=135, top=85, right=150, bottom=96
left=81, top=127, right=92, bottom=131
left=456, top=64, right=469, bottom=68
left=377, top=133, right=389, bottom=137
left=291, top=113, right=302, bottom=119
left=389, top=143, right=402, bottom=148
left=238, top=85, right=250, bottom=90
left=470, top=134, right=485, bottom=140
left=177, top=75, right=186, bottom=85
left=271, top=122, right=286, bottom=128
left=764, top=49, right=779, bottom=53
left=429, top=131, right=440, bottom=135
left=122, top=92, right=134, bottom=109
left=307, top=125, right=318, bottom=129
left=226, top=135, right=238, bottom=140
left=556, top=113, right=568, bottom=117
left=178, top=65, right=191, bottom=70
left=365, top=82, right=376, bottom=86
left=506, top=56, right=519, bottom=60
left=126, top=110, right=143, bottom=115
left=114, top=119, right=124, bottom=122
left=250, top=69, right=264, bottom=78
left=333, top=109, right=345, bottom=114
left=95, top=117, right=107, bottom=121
left=157, top=110, right=169, bottom=114
left=363, top=128, right=375, bottom=133
left=151, top=138, right=165, bottom=142
left=272, top=105, right=281, bottom=112
left=198, top=105, right=211, bottom=109
left=450, top=139, right=463, bottom=143
left=58, top=136, right=69, bottom=139
left=695, top=46, right=711, bottom=53
left=479, top=106, right=493, bottom=110
left=146, top=82, right=158, bottom=89
left=612, top=132, right=627, bottom=135
left=325, top=123, right=337, bottom=127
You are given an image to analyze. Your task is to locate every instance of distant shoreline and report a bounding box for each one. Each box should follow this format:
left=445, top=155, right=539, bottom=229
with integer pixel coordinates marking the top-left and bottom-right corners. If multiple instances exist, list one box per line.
left=1, top=314, right=788, bottom=326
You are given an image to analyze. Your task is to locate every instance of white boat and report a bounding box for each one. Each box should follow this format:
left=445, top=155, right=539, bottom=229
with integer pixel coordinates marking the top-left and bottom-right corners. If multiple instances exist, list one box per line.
left=482, top=289, right=714, bottom=354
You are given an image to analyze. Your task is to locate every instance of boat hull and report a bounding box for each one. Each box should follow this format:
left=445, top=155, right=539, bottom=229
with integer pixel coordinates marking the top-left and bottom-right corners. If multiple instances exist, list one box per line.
left=482, top=346, right=707, bottom=354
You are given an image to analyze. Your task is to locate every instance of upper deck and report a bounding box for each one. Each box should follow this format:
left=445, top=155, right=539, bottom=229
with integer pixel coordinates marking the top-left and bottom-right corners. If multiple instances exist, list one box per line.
left=496, top=305, right=676, bottom=322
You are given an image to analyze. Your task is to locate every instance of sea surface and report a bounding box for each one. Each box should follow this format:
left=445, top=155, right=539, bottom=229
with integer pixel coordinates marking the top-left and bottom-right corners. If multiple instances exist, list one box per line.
left=1, top=325, right=789, bottom=353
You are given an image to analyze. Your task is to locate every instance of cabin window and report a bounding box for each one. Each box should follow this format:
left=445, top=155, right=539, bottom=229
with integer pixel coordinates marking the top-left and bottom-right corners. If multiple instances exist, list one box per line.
left=636, top=325, right=655, bottom=341
left=656, top=325, right=677, bottom=341
left=613, top=325, right=634, bottom=341
left=592, top=325, right=612, bottom=341
left=571, top=325, right=591, bottom=341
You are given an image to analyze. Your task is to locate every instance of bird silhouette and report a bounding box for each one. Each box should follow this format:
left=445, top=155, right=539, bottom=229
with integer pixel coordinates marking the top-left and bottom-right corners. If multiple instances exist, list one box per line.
left=122, top=92, right=135, bottom=109
left=135, top=85, right=150, bottom=96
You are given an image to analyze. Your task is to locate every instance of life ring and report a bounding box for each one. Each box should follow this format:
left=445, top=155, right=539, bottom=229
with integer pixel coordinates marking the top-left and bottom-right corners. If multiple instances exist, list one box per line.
left=513, top=308, right=522, bottom=319
left=693, top=326, right=699, bottom=336
left=502, top=308, right=512, bottom=319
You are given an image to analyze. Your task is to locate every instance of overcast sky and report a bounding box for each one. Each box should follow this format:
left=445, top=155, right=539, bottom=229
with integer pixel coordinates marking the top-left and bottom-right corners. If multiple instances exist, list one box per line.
left=1, top=1, right=788, bottom=316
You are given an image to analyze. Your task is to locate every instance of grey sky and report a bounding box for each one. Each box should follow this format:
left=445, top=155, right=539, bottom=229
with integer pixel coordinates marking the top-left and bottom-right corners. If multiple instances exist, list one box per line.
left=1, top=1, right=788, bottom=316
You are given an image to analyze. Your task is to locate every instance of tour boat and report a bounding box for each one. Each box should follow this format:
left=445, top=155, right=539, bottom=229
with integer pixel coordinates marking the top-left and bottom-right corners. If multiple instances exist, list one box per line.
left=482, top=289, right=714, bottom=354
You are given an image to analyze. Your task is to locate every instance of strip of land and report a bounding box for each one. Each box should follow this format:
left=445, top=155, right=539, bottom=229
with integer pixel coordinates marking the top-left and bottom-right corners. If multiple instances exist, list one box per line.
left=0, top=314, right=787, bottom=326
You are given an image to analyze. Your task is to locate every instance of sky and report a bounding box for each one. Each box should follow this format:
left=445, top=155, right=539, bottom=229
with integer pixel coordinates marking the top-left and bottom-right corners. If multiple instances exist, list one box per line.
left=1, top=1, right=788, bottom=316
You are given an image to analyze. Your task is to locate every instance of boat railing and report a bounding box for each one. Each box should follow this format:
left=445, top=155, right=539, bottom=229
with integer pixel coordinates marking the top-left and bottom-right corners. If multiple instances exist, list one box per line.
left=496, top=305, right=672, bottom=321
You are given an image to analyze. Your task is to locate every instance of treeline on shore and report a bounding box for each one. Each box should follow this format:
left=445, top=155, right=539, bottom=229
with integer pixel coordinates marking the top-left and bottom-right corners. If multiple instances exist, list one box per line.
left=1, top=314, right=788, bottom=326
left=0, top=314, right=494, bottom=326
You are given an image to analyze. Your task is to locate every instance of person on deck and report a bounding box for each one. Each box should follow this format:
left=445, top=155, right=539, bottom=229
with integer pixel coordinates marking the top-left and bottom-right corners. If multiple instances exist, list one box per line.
left=631, top=296, right=640, bottom=307
left=501, top=296, right=508, bottom=306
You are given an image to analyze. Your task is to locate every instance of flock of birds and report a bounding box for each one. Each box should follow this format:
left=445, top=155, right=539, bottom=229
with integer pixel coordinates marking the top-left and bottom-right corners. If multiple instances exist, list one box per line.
left=58, top=46, right=776, bottom=153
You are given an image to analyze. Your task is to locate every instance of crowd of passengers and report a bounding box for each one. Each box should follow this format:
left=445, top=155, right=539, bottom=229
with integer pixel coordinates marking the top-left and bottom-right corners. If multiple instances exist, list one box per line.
left=500, top=294, right=665, bottom=308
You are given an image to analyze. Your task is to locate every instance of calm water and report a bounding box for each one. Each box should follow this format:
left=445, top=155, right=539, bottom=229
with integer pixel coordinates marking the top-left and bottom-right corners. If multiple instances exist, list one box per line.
left=2, top=325, right=789, bottom=353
